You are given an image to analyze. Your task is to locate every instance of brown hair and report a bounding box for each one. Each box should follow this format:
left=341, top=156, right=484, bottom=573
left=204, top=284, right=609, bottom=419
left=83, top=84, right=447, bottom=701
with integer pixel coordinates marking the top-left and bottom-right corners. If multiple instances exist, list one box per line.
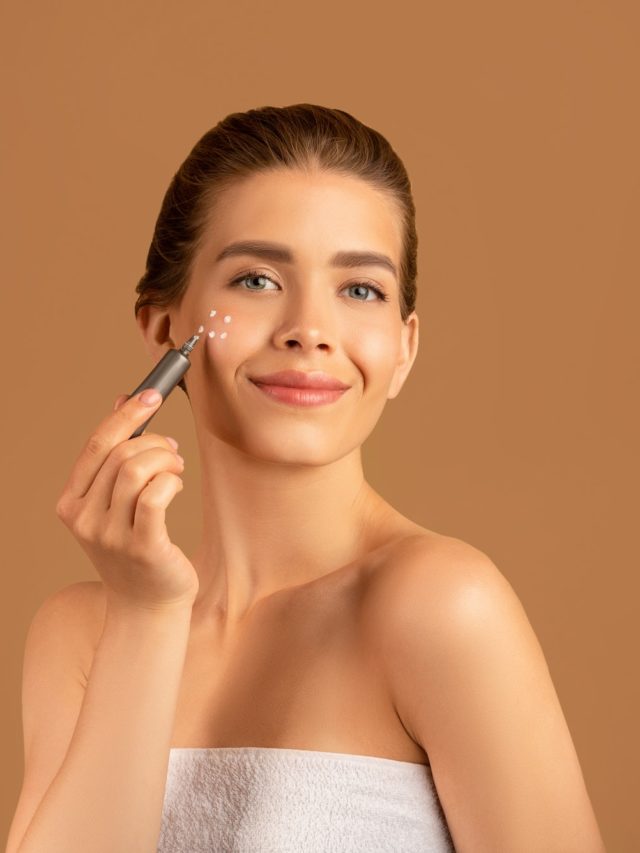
left=134, top=103, right=418, bottom=395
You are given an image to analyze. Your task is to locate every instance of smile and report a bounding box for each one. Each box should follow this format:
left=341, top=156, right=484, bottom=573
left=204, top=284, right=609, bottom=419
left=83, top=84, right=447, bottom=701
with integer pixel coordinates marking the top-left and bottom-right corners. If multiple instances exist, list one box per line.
left=248, top=380, right=349, bottom=407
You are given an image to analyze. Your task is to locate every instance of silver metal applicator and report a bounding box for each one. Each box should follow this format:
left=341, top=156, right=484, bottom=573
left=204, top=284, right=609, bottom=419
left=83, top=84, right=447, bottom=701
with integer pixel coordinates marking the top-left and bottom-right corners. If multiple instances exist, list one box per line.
left=128, top=334, right=201, bottom=438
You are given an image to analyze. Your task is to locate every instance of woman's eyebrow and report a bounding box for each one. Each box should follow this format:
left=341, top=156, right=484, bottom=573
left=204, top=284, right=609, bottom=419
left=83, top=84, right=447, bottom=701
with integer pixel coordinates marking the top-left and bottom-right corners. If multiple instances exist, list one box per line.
left=215, top=240, right=397, bottom=279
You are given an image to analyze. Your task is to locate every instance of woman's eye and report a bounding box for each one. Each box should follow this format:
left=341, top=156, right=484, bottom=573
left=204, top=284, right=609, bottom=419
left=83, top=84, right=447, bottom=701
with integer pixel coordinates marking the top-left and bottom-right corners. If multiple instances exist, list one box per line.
left=229, top=271, right=388, bottom=303
left=345, top=283, right=387, bottom=302
left=231, top=273, right=278, bottom=291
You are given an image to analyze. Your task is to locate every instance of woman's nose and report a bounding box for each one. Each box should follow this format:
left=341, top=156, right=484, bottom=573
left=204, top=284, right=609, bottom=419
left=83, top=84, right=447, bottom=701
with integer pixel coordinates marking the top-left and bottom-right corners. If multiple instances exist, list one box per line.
left=281, top=330, right=332, bottom=351
left=273, top=289, right=338, bottom=352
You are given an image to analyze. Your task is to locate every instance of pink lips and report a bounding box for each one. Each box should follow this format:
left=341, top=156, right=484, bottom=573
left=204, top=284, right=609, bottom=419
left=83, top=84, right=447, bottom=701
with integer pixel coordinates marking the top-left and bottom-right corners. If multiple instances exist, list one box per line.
left=250, top=370, right=351, bottom=390
left=249, top=370, right=351, bottom=407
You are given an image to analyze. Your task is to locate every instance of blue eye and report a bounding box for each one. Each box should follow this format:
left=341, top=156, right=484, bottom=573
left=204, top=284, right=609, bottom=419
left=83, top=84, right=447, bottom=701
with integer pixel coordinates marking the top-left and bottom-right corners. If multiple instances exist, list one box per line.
left=229, top=270, right=389, bottom=302
left=346, top=283, right=389, bottom=302
left=230, top=272, right=277, bottom=291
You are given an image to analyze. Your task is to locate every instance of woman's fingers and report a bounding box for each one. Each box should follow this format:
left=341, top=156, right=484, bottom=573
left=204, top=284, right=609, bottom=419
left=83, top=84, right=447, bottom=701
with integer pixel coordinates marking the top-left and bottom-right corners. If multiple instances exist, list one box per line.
left=54, top=391, right=199, bottom=610
left=106, top=447, right=184, bottom=530
left=57, top=391, right=164, bottom=508
left=113, top=394, right=130, bottom=411
left=82, top=435, right=180, bottom=516
left=133, top=471, right=185, bottom=545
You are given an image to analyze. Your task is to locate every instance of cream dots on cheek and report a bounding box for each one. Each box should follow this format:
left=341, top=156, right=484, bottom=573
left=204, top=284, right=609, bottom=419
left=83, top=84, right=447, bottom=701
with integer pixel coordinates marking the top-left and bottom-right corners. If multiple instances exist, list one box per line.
left=193, top=308, right=233, bottom=341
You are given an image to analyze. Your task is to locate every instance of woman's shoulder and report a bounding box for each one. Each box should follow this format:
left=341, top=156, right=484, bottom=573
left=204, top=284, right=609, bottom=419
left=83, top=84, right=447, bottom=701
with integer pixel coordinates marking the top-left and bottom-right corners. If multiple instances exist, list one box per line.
left=362, top=524, right=514, bottom=634
left=370, top=520, right=497, bottom=576
left=39, top=581, right=108, bottom=682
left=361, top=525, right=540, bottom=719
left=63, top=578, right=107, bottom=620
left=32, top=580, right=107, bottom=629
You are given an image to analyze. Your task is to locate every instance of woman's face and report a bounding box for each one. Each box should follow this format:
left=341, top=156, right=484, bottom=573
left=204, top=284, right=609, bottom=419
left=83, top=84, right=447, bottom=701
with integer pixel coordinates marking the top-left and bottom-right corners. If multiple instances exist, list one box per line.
left=171, top=167, right=418, bottom=465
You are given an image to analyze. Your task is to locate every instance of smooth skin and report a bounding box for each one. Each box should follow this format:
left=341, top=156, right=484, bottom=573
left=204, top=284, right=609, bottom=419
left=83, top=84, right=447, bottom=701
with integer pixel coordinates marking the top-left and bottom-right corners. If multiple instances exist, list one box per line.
left=8, top=167, right=605, bottom=852
left=139, top=166, right=421, bottom=629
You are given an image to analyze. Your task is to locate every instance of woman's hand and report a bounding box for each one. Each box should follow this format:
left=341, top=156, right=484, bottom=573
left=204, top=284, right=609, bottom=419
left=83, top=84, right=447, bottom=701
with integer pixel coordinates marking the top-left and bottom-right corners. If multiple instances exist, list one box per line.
left=55, top=389, right=199, bottom=613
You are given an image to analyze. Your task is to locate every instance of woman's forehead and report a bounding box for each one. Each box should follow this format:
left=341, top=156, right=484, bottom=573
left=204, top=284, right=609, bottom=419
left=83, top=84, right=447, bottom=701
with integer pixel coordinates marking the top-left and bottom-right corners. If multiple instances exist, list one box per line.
left=214, top=167, right=397, bottom=213
left=200, top=169, right=403, bottom=268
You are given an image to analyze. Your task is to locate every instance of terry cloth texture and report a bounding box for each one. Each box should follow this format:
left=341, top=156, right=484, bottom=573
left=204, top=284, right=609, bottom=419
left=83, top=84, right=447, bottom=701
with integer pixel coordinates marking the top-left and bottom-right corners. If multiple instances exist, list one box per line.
left=157, top=746, right=455, bottom=852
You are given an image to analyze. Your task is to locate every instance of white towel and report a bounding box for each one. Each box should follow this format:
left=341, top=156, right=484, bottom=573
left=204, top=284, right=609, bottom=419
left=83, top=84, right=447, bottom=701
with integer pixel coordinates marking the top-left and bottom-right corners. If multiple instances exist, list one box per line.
left=157, top=746, right=455, bottom=852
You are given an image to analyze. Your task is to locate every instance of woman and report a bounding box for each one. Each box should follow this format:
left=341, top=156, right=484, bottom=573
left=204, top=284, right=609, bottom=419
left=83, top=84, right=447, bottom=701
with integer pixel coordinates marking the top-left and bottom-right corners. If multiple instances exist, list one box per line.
left=8, top=104, right=605, bottom=852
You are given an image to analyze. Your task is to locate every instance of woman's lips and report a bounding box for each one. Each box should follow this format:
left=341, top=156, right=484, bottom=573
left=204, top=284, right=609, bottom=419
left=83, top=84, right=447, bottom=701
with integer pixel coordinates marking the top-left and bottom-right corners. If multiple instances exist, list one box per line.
left=249, top=380, right=348, bottom=407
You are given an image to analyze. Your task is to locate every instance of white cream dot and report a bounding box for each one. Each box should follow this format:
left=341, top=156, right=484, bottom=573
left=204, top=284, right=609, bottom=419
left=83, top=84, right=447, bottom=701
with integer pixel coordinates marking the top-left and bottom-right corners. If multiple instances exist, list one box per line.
left=209, top=309, right=217, bottom=317
left=208, top=330, right=216, bottom=338
left=220, top=331, right=227, bottom=339
left=197, top=325, right=204, bottom=333
left=223, top=315, right=231, bottom=323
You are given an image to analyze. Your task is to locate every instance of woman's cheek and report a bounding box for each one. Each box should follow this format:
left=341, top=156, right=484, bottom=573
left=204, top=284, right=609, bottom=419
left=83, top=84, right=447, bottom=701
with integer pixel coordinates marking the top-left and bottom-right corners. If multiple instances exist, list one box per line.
left=196, top=306, right=243, bottom=362
left=353, top=328, right=400, bottom=391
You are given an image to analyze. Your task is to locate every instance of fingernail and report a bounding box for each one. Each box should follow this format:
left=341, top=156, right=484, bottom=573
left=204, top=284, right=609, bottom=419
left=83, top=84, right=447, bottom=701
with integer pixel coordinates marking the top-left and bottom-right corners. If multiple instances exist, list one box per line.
left=166, top=436, right=179, bottom=450
left=140, top=389, right=162, bottom=406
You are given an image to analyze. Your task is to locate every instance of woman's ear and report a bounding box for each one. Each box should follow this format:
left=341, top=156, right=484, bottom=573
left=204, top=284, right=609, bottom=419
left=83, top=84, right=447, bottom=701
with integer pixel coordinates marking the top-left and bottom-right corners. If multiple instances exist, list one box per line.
left=387, top=311, right=419, bottom=400
left=135, top=305, right=176, bottom=361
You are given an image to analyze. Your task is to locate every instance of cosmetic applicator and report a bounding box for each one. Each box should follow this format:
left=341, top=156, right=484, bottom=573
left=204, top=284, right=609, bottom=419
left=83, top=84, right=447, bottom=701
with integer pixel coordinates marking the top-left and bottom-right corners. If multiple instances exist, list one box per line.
left=123, top=309, right=233, bottom=438
left=127, top=333, right=201, bottom=439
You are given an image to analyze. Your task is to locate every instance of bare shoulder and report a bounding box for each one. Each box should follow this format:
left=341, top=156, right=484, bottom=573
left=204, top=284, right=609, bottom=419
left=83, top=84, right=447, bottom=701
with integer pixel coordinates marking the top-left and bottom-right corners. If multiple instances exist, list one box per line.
left=363, top=528, right=508, bottom=623
left=32, top=581, right=107, bottom=684
left=361, top=532, right=606, bottom=852
left=32, top=580, right=106, bottom=628
left=361, top=527, right=545, bottom=729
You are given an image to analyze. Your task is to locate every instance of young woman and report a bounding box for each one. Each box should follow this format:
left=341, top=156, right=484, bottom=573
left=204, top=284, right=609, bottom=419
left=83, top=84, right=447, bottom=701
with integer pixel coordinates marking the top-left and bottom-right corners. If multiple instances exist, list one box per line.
left=8, top=104, right=605, bottom=852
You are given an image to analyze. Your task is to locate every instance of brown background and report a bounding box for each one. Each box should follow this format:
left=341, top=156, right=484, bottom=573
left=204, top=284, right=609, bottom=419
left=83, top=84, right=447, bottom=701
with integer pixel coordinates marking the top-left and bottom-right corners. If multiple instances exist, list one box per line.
left=1, top=1, right=638, bottom=849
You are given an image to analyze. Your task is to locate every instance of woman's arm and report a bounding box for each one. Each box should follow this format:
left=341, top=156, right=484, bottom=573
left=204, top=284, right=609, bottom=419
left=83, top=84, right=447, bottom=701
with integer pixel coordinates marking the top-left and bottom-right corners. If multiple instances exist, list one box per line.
left=365, top=536, right=607, bottom=853
left=7, top=583, right=192, bottom=853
